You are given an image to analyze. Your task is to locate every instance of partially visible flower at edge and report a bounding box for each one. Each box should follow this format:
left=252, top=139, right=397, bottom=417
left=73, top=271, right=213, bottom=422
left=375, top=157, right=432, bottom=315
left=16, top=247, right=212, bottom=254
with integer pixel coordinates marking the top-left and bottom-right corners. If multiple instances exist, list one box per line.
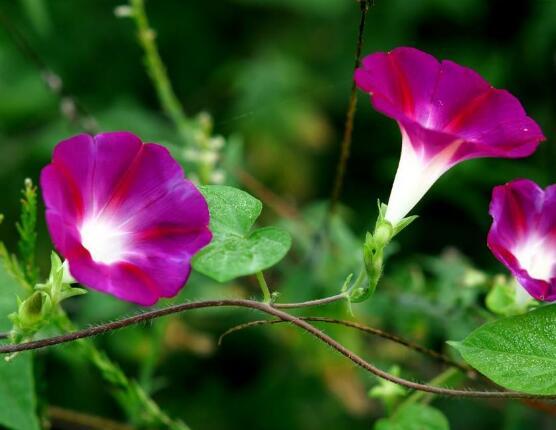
left=354, top=47, right=545, bottom=225
left=40, top=131, right=212, bottom=306
left=488, top=179, right=556, bottom=302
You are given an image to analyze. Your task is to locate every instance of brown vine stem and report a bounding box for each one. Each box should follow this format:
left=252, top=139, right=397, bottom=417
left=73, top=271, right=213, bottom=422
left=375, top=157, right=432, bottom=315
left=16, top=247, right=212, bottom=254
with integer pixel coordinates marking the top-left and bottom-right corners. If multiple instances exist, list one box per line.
left=48, top=406, right=135, bottom=430
left=1, top=298, right=554, bottom=400
left=217, top=316, right=472, bottom=374
left=329, top=0, right=371, bottom=214
left=273, top=293, right=348, bottom=309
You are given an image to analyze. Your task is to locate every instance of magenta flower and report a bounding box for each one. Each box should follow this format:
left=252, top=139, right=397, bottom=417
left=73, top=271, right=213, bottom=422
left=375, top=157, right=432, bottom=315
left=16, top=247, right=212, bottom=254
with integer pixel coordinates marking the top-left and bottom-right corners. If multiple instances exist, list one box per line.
left=488, top=179, right=556, bottom=302
left=355, top=47, right=544, bottom=225
left=41, top=132, right=212, bottom=306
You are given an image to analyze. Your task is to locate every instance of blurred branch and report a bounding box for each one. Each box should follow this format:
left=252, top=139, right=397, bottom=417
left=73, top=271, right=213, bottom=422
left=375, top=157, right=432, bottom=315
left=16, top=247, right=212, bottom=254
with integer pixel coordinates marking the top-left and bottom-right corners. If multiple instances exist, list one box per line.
left=127, top=0, right=192, bottom=142
left=217, top=316, right=472, bottom=374
left=47, top=406, right=135, bottom=430
left=234, top=168, right=300, bottom=220
left=0, top=9, right=98, bottom=132
left=329, top=0, right=372, bottom=214
left=1, top=297, right=555, bottom=400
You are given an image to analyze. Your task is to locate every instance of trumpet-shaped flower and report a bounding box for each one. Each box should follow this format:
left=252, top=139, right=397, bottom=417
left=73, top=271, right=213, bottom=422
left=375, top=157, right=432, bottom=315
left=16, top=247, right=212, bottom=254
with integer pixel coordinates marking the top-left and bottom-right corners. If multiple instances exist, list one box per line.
left=41, top=132, right=212, bottom=306
left=355, top=47, right=544, bottom=225
left=488, top=179, right=556, bottom=302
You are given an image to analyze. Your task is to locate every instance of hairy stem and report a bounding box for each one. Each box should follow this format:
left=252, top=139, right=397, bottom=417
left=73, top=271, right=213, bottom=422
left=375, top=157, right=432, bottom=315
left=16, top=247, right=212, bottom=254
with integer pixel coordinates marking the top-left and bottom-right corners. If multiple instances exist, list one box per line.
left=217, top=317, right=470, bottom=373
left=2, top=298, right=554, bottom=400
left=401, top=367, right=465, bottom=407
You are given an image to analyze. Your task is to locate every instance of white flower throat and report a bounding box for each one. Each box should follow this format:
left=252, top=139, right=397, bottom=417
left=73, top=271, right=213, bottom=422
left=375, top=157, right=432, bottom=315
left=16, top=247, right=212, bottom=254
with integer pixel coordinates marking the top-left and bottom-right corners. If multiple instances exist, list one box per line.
left=514, top=234, right=556, bottom=280
left=80, top=217, right=128, bottom=264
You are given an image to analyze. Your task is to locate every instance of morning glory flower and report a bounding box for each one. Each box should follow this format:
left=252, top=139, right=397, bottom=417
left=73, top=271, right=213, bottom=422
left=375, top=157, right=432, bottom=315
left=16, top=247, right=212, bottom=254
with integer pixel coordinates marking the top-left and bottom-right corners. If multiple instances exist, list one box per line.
left=488, top=179, right=556, bottom=302
left=41, top=132, right=212, bottom=306
left=354, top=47, right=544, bottom=225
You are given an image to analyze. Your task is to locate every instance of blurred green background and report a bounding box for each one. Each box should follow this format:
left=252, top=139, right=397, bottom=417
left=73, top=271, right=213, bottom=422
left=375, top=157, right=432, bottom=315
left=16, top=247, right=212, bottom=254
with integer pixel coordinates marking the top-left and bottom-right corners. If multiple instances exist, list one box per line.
left=0, top=0, right=555, bottom=429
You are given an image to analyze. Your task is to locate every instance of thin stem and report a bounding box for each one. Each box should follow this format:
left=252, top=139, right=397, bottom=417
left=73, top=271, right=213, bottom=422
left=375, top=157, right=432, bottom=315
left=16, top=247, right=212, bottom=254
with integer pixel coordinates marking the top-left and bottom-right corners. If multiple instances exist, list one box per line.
left=48, top=406, right=135, bottom=430
left=274, top=292, right=348, bottom=309
left=256, top=272, right=271, bottom=304
left=235, top=168, right=300, bottom=220
left=217, top=317, right=471, bottom=373
left=128, top=0, right=216, bottom=184
left=2, top=298, right=554, bottom=400
left=129, top=0, right=192, bottom=141
left=329, top=0, right=371, bottom=214
left=401, top=367, right=465, bottom=407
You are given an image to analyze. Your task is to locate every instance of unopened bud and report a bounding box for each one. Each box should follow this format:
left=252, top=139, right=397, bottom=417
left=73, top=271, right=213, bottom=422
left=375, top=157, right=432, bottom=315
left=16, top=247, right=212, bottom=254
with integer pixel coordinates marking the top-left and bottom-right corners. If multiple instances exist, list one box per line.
left=17, top=292, right=51, bottom=330
left=373, top=222, right=393, bottom=248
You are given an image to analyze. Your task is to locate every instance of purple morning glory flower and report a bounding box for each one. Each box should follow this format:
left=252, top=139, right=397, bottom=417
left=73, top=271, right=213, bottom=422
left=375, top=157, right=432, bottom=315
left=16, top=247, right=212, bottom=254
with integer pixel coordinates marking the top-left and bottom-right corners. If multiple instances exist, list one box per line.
left=488, top=179, right=556, bottom=302
left=40, top=132, right=212, bottom=306
left=354, top=47, right=544, bottom=225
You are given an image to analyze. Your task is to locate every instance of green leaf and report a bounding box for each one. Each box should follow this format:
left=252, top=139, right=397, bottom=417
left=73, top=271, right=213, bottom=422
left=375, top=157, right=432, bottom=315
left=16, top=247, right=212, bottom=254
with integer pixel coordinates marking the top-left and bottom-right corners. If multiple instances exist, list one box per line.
left=193, top=226, right=291, bottom=283
left=193, top=186, right=291, bottom=282
left=450, top=304, right=556, bottom=395
left=0, top=263, right=40, bottom=430
left=199, top=185, right=262, bottom=236
left=374, top=404, right=449, bottom=430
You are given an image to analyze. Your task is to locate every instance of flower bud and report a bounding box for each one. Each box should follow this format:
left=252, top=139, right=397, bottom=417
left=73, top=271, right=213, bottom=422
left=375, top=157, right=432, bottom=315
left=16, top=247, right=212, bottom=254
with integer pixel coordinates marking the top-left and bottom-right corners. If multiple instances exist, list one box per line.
left=373, top=221, right=393, bottom=248
left=13, top=292, right=52, bottom=332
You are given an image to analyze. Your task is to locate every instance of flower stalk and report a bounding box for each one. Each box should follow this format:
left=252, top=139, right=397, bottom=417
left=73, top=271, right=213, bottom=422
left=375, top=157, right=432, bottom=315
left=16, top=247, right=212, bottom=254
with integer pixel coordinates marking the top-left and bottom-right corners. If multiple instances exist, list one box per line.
left=349, top=203, right=416, bottom=302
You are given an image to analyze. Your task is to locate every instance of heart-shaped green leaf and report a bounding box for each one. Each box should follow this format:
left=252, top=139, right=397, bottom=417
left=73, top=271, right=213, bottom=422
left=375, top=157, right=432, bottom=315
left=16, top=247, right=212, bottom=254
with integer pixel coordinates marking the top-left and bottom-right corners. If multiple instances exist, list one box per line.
left=193, top=186, right=292, bottom=282
left=450, top=304, right=556, bottom=395
left=199, top=185, right=262, bottom=236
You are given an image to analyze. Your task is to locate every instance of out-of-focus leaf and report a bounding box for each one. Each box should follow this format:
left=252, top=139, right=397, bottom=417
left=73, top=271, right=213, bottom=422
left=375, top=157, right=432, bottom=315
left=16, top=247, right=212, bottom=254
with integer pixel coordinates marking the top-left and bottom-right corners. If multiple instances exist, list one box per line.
left=0, top=263, right=40, bottom=430
left=374, top=403, right=449, bottom=430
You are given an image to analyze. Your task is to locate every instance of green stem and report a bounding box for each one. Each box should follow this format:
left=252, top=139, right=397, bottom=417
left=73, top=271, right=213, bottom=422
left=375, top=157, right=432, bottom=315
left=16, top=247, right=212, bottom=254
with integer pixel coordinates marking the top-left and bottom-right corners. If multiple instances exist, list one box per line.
left=256, top=271, right=272, bottom=304
left=56, top=311, right=190, bottom=430
left=129, top=0, right=191, bottom=140
left=128, top=0, right=216, bottom=185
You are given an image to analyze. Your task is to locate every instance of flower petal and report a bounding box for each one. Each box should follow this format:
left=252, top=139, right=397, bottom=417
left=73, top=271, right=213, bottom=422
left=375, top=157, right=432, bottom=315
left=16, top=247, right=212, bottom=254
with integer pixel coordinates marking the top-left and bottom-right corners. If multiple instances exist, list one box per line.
left=488, top=179, right=556, bottom=301
left=355, top=47, right=544, bottom=163
left=355, top=47, right=544, bottom=222
left=41, top=132, right=212, bottom=306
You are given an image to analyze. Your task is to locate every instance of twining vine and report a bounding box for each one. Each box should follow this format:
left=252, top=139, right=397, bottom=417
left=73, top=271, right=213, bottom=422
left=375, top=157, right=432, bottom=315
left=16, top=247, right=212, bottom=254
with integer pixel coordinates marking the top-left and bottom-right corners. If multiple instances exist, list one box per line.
left=0, top=4, right=555, bottom=430
left=1, top=296, right=555, bottom=400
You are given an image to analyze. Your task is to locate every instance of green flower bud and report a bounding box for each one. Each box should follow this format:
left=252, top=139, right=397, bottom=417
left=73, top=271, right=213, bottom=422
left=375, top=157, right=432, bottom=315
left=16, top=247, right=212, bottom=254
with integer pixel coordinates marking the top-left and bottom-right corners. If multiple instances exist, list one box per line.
left=13, top=291, right=52, bottom=332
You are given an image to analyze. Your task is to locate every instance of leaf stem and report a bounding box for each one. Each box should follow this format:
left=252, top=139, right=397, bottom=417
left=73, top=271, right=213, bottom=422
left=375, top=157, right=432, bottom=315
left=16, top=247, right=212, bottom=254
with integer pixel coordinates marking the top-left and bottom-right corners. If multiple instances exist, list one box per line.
left=256, top=271, right=272, bottom=303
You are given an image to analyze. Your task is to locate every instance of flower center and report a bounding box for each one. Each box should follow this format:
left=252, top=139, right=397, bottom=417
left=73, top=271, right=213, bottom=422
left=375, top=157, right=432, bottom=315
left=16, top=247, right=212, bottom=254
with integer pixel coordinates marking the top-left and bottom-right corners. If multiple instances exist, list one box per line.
left=514, top=236, right=556, bottom=281
left=80, top=217, right=127, bottom=264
